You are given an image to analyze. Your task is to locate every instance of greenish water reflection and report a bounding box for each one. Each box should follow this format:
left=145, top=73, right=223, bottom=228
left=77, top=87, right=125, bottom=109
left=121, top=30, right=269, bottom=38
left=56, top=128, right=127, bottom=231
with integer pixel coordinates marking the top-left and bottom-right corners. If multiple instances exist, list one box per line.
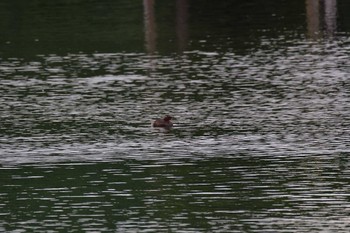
left=2, top=154, right=348, bottom=232
left=1, top=0, right=350, bottom=232
left=2, top=0, right=348, bottom=57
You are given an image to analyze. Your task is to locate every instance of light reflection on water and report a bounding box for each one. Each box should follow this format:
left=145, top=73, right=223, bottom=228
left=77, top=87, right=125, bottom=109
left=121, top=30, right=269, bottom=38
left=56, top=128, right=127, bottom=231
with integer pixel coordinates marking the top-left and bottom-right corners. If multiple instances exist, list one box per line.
left=1, top=38, right=350, bottom=232
left=1, top=39, right=350, bottom=163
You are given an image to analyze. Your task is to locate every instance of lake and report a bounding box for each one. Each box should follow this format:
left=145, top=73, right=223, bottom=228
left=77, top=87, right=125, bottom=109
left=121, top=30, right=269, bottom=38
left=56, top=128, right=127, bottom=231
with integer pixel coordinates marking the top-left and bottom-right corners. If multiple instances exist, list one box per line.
left=1, top=0, right=350, bottom=232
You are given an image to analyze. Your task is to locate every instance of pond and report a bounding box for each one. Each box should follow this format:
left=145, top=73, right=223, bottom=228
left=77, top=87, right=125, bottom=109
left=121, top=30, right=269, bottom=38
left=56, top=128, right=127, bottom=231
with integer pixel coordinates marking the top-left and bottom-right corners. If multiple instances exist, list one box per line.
left=1, top=0, right=350, bottom=232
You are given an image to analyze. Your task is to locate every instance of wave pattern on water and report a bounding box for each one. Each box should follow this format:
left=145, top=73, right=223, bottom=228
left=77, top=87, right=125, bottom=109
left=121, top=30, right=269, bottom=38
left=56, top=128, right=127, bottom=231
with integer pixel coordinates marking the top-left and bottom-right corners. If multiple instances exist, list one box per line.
left=1, top=40, right=350, bottom=164
left=1, top=38, right=350, bottom=232
left=1, top=155, right=350, bottom=232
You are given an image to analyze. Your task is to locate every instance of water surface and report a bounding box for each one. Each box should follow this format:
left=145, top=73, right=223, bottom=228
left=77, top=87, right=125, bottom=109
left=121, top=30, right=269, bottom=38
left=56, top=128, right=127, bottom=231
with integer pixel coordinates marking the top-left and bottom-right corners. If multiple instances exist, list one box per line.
left=1, top=0, right=350, bottom=232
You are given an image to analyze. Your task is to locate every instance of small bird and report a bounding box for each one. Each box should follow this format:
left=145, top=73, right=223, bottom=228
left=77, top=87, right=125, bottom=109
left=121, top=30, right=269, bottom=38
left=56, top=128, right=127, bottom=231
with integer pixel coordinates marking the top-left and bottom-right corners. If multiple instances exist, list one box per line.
left=153, top=115, right=173, bottom=128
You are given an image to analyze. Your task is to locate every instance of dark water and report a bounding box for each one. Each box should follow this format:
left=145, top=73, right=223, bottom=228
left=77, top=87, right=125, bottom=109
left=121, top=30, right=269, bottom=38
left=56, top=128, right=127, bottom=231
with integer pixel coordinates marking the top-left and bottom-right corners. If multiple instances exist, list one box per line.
left=1, top=0, right=350, bottom=232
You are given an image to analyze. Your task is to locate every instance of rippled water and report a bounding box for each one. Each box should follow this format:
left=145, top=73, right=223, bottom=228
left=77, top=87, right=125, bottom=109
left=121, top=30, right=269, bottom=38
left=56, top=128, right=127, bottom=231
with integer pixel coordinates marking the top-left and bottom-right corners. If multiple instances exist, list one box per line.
left=1, top=38, right=350, bottom=232
left=1, top=0, right=350, bottom=232
left=2, top=39, right=350, bottom=163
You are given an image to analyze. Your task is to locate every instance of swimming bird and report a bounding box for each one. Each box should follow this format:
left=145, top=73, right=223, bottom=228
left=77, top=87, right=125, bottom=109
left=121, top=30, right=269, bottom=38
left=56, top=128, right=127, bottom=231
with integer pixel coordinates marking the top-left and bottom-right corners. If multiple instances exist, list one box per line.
left=153, top=115, right=173, bottom=128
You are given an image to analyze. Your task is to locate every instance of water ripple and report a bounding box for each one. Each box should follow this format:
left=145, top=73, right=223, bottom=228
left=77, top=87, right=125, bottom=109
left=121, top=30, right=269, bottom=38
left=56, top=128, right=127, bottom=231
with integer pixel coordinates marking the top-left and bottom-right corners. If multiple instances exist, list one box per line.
left=1, top=38, right=350, bottom=232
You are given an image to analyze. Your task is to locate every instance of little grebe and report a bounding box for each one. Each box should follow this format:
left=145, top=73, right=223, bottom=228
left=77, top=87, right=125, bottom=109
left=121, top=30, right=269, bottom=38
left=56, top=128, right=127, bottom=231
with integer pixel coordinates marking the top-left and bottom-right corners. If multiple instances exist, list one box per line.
left=153, top=115, right=173, bottom=128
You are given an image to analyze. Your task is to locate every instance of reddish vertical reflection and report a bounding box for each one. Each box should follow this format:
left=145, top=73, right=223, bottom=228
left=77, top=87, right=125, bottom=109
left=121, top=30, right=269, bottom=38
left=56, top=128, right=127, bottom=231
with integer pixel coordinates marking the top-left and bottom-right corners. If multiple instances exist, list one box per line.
left=324, top=0, right=337, bottom=37
left=306, top=0, right=337, bottom=39
left=306, top=0, right=320, bottom=39
left=176, top=0, right=189, bottom=52
left=143, top=0, right=157, bottom=54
